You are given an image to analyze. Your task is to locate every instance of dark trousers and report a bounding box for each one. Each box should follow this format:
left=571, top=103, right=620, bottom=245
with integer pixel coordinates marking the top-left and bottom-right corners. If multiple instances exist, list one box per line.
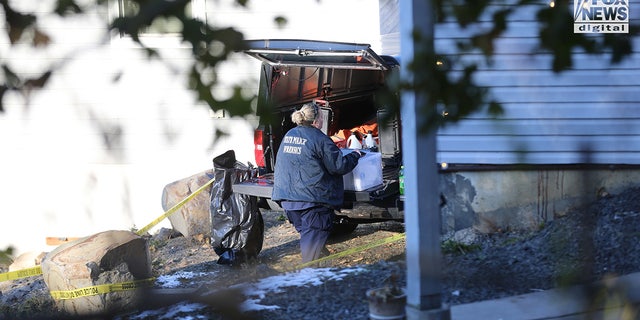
left=286, top=206, right=335, bottom=263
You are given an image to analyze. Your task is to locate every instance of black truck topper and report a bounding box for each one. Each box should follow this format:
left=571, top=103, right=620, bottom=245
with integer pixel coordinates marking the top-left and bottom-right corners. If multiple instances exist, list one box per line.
left=242, top=39, right=391, bottom=71
left=233, top=39, right=403, bottom=222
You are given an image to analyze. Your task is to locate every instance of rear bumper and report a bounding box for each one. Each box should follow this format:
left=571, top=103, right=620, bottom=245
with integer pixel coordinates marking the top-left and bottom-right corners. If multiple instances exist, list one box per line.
left=232, top=175, right=396, bottom=203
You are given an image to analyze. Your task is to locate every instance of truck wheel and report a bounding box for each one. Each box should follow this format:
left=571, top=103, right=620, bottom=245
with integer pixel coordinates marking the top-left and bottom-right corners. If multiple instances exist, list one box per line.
left=266, top=199, right=282, bottom=211
left=331, top=216, right=358, bottom=236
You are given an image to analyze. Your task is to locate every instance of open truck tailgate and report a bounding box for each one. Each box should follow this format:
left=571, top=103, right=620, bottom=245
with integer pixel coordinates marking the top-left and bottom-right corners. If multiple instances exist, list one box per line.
left=231, top=174, right=274, bottom=199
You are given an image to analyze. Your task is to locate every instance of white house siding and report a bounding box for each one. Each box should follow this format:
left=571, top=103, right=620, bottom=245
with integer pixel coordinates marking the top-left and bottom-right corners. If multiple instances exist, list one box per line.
left=379, top=0, right=640, bottom=165
left=0, top=0, right=381, bottom=255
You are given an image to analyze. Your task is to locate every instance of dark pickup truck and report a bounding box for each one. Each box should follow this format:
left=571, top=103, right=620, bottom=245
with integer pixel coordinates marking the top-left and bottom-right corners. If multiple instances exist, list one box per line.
left=232, top=39, right=404, bottom=231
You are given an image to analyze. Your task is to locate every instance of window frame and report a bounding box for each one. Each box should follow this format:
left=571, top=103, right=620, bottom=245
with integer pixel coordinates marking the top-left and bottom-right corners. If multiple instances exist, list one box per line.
left=108, top=0, right=206, bottom=48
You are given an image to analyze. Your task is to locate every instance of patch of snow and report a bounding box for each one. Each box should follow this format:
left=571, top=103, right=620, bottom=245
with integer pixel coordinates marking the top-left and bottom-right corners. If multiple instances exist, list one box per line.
left=155, top=271, right=213, bottom=288
left=122, top=267, right=365, bottom=318
left=236, top=266, right=365, bottom=311
left=121, top=301, right=208, bottom=320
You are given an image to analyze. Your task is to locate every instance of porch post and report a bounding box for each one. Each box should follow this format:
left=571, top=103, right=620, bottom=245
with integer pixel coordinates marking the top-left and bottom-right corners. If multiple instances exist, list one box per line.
left=399, top=0, right=450, bottom=318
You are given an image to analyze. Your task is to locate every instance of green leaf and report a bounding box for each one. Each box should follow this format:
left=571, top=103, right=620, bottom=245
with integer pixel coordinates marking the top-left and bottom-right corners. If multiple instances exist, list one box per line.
left=0, top=85, right=7, bottom=112
left=54, top=0, right=83, bottom=16
left=274, top=16, right=287, bottom=28
left=0, top=1, right=37, bottom=44
left=452, top=0, right=490, bottom=28
left=2, top=64, right=20, bottom=88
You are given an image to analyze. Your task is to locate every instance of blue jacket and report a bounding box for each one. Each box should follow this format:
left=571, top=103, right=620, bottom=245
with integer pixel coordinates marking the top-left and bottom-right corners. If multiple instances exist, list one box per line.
left=272, top=125, right=360, bottom=209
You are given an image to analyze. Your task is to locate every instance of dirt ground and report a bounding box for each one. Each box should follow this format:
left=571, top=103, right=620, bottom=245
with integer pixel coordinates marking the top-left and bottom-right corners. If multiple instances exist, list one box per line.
left=150, top=209, right=406, bottom=281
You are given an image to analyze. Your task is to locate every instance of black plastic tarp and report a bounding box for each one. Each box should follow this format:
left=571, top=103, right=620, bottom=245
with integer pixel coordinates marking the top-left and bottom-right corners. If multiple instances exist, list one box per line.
left=210, top=150, right=264, bottom=266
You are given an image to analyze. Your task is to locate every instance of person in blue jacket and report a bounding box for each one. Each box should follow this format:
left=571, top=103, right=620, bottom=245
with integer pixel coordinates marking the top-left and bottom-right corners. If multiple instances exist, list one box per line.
left=272, top=102, right=362, bottom=263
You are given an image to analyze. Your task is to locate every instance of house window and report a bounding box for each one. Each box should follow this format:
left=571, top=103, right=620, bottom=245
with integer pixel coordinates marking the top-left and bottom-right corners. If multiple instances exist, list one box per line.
left=117, top=0, right=185, bottom=34
left=111, top=0, right=206, bottom=38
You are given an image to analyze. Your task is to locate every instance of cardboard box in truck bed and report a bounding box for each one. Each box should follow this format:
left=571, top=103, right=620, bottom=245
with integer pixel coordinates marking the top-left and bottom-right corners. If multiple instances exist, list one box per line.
left=341, top=149, right=383, bottom=191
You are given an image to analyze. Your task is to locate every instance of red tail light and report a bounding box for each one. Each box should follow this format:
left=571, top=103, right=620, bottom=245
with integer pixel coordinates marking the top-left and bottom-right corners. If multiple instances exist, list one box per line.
left=254, top=129, right=266, bottom=167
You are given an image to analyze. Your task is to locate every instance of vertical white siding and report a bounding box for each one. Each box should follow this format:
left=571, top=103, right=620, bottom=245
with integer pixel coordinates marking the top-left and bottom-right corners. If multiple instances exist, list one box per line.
left=380, top=0, right=640, bottom=164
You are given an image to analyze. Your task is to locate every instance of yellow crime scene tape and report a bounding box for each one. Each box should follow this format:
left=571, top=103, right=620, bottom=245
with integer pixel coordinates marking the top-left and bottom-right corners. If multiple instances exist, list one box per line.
left=49, top=278, right=156, bottom=300
left=135, top=177, right=215, bottom=236
left=0, top=265, right=43, bottom=282
left=48, top=176, right=214, bottom=298
left=296, top=232, right=406, bottom=270
left=45, top=231, right=405, bottom=300
left=0, top=177, right=214, bottom=289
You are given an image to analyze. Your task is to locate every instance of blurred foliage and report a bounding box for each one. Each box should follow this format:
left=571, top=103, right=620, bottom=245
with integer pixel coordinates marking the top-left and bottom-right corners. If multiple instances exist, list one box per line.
left=0, top=294, right=58, bottom=319
left=441, top=239, right=480, bottom=255
left=0, top=0, right=637, bottom=126
left=0, top=246, right=14, bottom=267
left=0, top=0, right=255, bottom=114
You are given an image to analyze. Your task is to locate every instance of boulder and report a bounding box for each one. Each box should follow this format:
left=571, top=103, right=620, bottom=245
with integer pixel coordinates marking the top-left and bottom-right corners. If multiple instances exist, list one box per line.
left=451, top=227, right=480, bottom=246
left=161, top=169, right=213, bottom=238
left=40, top=230, right=151, bottom=316
left=8, top=251, right=46, bottom=271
